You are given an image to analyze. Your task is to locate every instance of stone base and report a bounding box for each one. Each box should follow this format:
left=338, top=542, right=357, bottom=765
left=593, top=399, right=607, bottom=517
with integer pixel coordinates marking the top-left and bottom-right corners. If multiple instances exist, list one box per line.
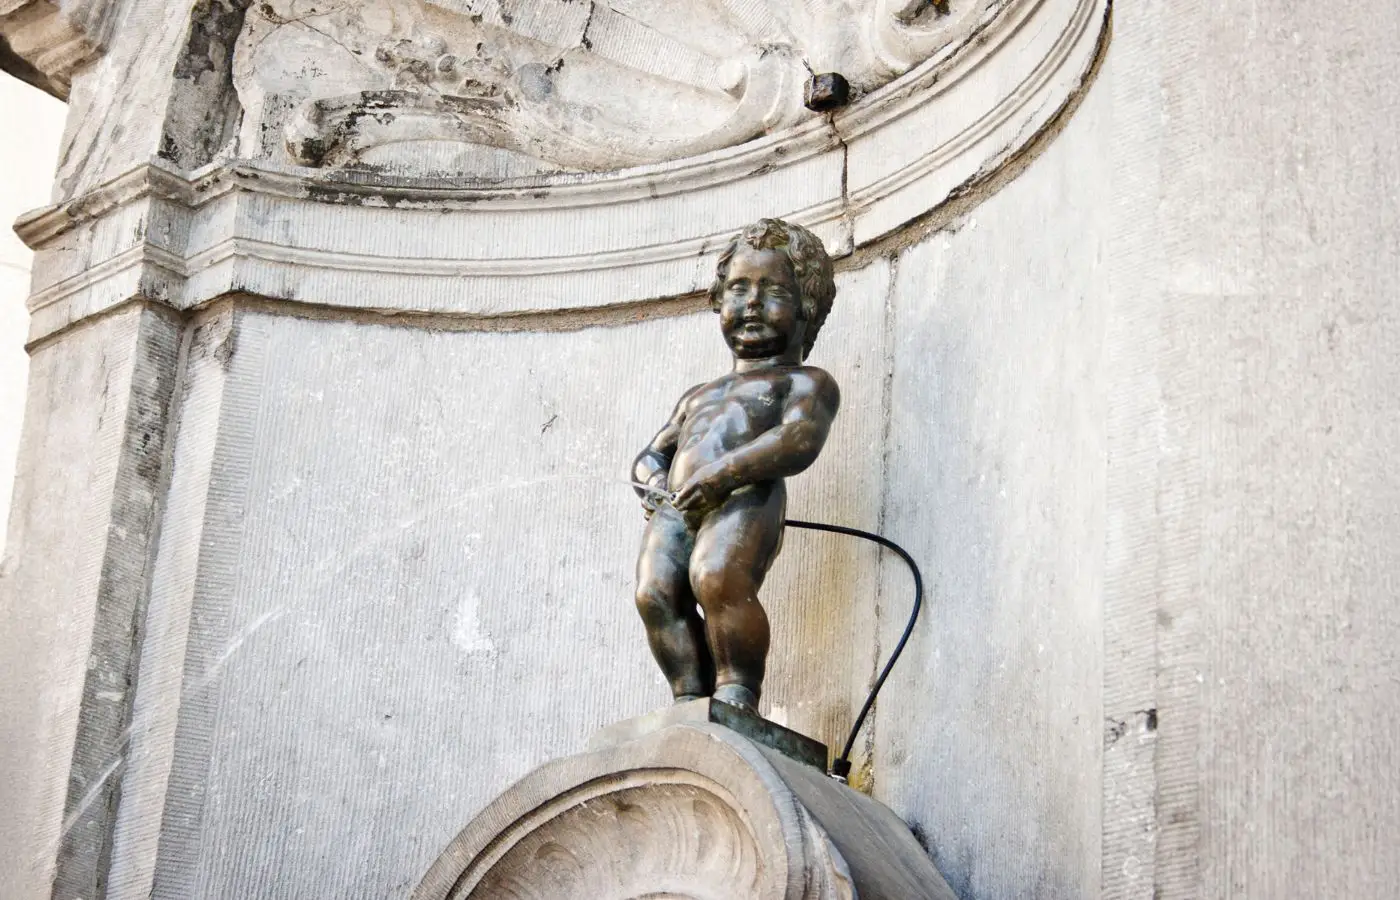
left=589, top=697, right=829, bottom=771
left=415, top=715, right=956, bottom=900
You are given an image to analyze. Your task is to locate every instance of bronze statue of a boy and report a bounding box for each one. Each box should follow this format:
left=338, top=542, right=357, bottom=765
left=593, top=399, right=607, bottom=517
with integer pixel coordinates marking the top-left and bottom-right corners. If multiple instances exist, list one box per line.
left=631, top=218, right=839, bottom=712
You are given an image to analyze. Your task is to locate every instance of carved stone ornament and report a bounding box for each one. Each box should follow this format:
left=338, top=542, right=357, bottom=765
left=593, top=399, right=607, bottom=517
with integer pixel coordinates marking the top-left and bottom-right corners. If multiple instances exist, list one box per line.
left=16, top=0, right=1109, bottom=344
left=236, top=0, right=1011, bottom=176
left=414, top=721, right=956, bottom=900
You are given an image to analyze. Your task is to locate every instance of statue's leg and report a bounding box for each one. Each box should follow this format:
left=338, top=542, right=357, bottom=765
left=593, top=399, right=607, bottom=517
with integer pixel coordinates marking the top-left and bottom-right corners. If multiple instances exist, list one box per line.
left=635, top=504, right=714, bottom=700
left=689, top=483, right=786, bottom=710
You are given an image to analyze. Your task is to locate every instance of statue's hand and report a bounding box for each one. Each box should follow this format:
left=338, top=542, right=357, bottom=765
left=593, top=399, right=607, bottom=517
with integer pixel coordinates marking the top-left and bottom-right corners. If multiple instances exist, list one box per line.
left=640, top=479, right=671, bottom=518
left=673, top=463, right=734, bottom=517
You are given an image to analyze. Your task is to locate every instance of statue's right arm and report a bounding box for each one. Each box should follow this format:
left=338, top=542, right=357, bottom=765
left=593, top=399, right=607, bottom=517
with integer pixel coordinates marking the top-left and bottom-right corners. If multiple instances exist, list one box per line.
left=631, top=385, right=701, bottom=508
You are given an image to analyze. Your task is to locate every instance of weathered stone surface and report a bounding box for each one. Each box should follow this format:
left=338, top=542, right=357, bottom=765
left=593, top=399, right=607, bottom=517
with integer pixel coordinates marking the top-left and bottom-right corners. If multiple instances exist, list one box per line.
left=865, top=56, right=1114, bottom=897
left=0, top=0, right=118, bottom=99
left=0, top=306, right=180, bottom=900
left=1100, top=2, right=1400, bottom=897
left=416, top=721, right=956, bottom=900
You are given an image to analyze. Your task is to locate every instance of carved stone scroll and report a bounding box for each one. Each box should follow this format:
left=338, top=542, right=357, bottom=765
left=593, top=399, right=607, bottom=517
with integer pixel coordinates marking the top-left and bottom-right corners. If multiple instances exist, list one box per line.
left=867, top=0, right=1007, bottom=77
left=238, top=0, right=809, bottom=174
left=415, top=722, right=956, bottom=900
left=281, top=42, right=802, bottom=172
left=232, top=0, right=1037, bottom=176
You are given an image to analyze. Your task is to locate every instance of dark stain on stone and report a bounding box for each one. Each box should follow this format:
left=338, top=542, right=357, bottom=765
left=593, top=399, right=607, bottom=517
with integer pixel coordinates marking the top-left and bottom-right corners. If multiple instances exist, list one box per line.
left=161, top=0, right=250, bottom=168
left=172, top=0, right=246, bottom=82
left=908, top=820, right=932, bottom=855
left=1104, top=716, right=1128, bottom=748
left=50, top=313, right=181, bottom=900
left=190, top=316, right=238, bottom=372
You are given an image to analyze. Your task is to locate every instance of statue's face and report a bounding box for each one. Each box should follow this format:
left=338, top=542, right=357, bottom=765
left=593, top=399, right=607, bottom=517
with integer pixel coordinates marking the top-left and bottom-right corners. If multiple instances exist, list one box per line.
left=717, top=245, right=805, bottom=360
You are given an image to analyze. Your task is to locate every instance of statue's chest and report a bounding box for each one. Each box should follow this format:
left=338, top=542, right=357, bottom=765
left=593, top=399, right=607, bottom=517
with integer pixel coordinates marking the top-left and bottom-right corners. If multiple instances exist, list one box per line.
left=722, top=379, right=786, bottom=424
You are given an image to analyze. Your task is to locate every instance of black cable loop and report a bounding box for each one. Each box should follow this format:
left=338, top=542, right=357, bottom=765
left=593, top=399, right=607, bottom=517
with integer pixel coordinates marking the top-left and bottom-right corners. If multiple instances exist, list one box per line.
left=783, top=519, right=924, bottom=780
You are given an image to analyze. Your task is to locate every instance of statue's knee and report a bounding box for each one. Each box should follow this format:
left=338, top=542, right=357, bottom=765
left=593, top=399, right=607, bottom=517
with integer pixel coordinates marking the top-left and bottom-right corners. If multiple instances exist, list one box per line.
left=689, top=562, right=739, bottom=608
left=634, top=584, right=674, bottom=626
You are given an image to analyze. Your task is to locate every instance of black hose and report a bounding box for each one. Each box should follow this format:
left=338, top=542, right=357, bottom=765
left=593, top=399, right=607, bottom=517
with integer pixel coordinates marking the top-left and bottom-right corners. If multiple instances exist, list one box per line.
left=783, top=519, right=923, bottom=781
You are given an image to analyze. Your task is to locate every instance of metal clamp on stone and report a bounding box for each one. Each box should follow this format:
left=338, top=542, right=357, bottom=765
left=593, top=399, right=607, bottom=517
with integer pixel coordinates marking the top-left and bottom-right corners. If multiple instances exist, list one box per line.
left=805, top=72, right=852, bottom=112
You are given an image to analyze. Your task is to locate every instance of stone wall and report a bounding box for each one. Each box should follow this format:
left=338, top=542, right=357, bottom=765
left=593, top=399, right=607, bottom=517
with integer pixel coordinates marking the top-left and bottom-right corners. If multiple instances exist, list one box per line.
left=876, top=84, right=1110, bottom=896
left=1103, top=1, right=1400, bottom=896
left=106, top=301, right=890, bottom=898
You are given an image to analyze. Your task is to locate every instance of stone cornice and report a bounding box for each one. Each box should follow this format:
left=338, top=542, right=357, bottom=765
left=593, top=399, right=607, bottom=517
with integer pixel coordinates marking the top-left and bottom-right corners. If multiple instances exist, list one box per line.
left=0, top=0, right=118, bottom=99
left=17, top=0, right=1110, bottom=343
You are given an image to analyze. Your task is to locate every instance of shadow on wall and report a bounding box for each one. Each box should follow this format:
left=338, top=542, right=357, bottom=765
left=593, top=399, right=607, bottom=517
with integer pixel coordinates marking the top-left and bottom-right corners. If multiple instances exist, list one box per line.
left=875, top=222, right=1105, bottom=900
left=884, top=263, right=1018, bottom=898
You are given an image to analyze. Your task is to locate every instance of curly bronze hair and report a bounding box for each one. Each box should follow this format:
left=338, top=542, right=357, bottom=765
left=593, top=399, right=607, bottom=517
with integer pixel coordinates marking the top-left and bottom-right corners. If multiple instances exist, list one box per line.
left=708, top=218, right=836, bottom=360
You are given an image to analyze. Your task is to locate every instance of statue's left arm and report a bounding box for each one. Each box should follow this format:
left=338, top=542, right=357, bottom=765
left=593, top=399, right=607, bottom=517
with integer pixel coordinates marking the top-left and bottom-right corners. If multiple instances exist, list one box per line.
left=673, top=370, right=839, bottom=511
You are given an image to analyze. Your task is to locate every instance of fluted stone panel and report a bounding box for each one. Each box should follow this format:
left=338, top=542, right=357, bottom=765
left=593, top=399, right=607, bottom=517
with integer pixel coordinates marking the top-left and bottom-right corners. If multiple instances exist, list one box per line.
left=874, top=75, right=1110, bottom=898
left=0, top=307, right=180, bottom=900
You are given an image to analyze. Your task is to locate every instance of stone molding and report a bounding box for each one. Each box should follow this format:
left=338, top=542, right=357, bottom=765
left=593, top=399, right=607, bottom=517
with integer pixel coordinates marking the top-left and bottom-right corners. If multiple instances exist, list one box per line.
left=415, top=722, right=956, bottom=900
left=0, top=0, right=117, bottom=98
left=16, top=0, right=1109, bottom=343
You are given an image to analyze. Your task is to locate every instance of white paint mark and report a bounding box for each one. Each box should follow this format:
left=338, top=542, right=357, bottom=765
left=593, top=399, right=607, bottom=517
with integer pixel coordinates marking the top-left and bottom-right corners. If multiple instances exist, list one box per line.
left=58, top=717, right=140, bottom=841
left=188, top=608, right=287, bottom=694
left=270, top=475, right=303, bottom=503
left=767, top=704, right=789, bottom=727
left=59, top=754, right=125, bottom=840
left=452, top=591, right=496, bottom=657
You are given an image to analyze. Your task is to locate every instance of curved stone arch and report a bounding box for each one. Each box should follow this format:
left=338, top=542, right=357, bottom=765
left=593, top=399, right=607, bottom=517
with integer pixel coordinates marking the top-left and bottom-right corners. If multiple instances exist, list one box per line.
left=414, top=725, right=853, bottom=900
left=17, top=0, right=1109, bottom=343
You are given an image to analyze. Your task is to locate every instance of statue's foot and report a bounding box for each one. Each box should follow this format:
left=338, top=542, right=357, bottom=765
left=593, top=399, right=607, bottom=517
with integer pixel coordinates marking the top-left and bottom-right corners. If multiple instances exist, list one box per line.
left=712, top=683, right=759, bottom=712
